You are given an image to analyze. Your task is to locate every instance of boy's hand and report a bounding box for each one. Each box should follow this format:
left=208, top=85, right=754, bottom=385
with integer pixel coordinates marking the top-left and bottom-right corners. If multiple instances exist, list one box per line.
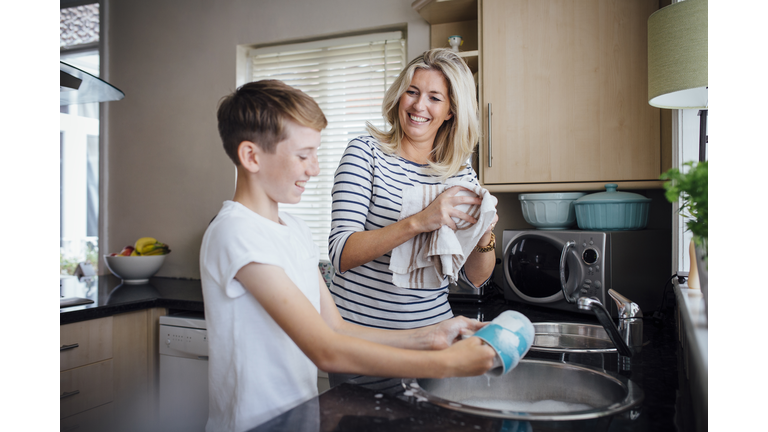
left=427, top=316, right=489, bottom=350
left=441, top=336, right=497, bottom=377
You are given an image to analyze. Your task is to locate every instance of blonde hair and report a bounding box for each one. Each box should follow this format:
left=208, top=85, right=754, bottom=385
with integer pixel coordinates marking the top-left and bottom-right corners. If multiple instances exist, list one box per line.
left=366, top=48, right=479, bottom=180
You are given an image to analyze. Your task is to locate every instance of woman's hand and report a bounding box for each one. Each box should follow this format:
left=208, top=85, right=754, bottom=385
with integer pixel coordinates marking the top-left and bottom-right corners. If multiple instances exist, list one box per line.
left=411, top=186, right=483, bottom=233
left=473, top=212, right=498, bottom=247
left=487, top=213, right=499, bottom=233
left=424, top=315, right=489, bottom=350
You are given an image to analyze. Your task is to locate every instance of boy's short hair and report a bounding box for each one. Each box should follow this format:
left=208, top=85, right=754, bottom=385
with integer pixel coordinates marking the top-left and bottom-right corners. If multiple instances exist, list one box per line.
left=217, top=80, right=327, bottom=165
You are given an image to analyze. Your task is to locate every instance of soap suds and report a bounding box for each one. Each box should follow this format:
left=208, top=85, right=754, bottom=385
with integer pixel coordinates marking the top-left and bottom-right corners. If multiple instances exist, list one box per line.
left=458, top=398, right=594, bottom=413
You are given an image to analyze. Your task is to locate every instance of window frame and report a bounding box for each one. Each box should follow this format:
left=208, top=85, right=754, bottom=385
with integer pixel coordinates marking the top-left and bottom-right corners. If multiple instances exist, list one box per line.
left=670, top=109, right=708, bottom=275
left=60, top=0, right=107, bottom=274
left=241, top=31, right=407, bottom=260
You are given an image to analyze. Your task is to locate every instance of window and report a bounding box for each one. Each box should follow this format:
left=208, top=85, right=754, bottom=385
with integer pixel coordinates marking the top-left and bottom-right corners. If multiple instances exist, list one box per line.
left=60, top=2, right=101, bottom=275
left=672, top=109, right=708, bottom=274
left=246, top=32, right=406, bottom=260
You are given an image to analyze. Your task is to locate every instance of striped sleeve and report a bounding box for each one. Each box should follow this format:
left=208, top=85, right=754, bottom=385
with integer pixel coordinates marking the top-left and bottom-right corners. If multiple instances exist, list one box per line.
left=328, top=137, right=374, bottom=274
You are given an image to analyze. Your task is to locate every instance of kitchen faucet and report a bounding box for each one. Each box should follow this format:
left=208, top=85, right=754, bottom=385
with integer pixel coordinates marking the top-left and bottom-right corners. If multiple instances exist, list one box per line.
left=576, top=289, right=643, bottom=358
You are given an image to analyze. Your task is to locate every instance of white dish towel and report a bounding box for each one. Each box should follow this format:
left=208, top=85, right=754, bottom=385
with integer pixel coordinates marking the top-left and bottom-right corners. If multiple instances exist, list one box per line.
left=389, top=177, right=498, bottom=289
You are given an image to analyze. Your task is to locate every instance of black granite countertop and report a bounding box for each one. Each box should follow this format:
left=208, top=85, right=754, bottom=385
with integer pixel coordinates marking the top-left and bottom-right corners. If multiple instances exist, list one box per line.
left=59, top=274, right=204, bottom=325
left=60, top=277, right=693, bottom=431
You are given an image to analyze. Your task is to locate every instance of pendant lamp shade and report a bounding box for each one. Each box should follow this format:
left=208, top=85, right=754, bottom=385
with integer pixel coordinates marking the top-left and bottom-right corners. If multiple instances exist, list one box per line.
left=648, top=0, right=708, bottom=109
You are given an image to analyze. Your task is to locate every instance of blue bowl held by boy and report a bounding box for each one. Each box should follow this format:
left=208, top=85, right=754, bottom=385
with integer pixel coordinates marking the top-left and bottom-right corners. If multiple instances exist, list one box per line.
left=471, top=311, right=535, bottom=376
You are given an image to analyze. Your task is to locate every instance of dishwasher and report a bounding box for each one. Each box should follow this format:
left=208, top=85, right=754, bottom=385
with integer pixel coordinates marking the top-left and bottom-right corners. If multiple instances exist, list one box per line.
left=159, top=312, right=209, bottom=431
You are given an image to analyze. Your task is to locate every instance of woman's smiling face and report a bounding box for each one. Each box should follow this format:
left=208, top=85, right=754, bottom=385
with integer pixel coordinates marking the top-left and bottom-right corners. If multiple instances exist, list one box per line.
left=398, top=68, right=453, bottom=148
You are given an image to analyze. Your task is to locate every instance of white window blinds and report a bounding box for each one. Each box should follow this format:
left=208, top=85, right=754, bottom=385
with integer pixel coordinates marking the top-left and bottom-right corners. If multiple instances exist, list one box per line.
left=248, top=32, right=406, bottom=260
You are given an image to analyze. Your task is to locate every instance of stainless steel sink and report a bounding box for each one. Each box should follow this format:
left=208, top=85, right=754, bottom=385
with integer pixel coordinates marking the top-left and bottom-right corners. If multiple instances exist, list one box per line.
left=402, top=359, right=643, bottom=421
left=531, top=322, right=616, bottom=353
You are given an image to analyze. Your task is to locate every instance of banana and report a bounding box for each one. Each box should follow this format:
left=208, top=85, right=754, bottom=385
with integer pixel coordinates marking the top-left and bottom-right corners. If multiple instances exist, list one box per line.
left=140, top=244, right=159, bottom=254
left=133, top=237, right=171, bottom=255
left=142, top=247, right=170, bottom=256
left=135, top=237, right=158, bottom=254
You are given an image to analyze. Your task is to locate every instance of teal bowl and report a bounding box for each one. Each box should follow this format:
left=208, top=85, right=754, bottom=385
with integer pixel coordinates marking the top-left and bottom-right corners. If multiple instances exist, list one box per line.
left=573, top=184, right=650, bottom=231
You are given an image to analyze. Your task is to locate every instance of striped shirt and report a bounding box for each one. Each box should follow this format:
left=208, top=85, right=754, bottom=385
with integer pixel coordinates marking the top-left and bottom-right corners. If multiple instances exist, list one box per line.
left=328, top=135, right=480, bottom=330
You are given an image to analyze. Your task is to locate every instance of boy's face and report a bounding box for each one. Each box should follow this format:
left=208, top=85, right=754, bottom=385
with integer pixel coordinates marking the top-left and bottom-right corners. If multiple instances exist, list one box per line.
left=256, top=120, right=321, bottom=205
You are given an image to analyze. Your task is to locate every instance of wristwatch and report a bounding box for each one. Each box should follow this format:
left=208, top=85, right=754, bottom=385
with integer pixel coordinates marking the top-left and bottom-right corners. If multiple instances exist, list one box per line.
left=475, top=232, right=495, bottom=253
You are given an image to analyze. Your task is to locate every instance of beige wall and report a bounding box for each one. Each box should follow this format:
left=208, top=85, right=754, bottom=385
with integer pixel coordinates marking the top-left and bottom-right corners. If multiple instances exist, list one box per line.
left=102, top=0, right=671, bottom=279
left=102, top=0, right=430, bottom=278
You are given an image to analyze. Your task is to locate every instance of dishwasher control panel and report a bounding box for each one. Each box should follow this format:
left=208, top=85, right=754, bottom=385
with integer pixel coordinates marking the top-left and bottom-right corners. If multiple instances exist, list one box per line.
left=159, top=313, right=208, bottom=358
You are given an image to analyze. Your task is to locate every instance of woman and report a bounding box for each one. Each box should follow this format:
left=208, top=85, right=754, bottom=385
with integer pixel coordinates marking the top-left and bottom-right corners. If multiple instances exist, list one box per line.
left=328, top=48, right=497, bottom=333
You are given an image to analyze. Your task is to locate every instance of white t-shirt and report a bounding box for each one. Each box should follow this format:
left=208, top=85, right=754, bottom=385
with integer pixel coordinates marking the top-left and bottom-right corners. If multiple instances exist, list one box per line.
left=200, top=200, right=321, bottom=432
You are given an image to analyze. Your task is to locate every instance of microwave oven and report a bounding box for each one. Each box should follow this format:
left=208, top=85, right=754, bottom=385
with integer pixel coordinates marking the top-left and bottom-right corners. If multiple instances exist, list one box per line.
left=499, top=229, right=671, bottom=317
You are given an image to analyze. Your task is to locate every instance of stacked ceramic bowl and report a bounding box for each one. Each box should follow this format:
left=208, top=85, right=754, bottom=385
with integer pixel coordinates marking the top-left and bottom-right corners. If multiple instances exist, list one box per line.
left=519, top=192, right=586, bottom=230
left=573, top=184, right=650, bottom=230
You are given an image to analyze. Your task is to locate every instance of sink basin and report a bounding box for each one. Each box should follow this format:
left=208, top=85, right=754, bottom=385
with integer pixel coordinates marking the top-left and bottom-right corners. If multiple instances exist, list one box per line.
left=531, top=322, right=616, bottom=353
left=402, top=359, right=643, bottom=421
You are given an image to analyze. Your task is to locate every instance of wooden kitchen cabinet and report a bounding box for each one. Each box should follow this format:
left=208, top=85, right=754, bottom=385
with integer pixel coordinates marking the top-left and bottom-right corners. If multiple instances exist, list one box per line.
left=60, top=316, right=113, bottom=372
left=479, top=0, right=664, bottom=192
left=60, top=316, right=114, bottom=424
left=60, top=402, right=114, bottom=432
left=413, top=0, right=479, bottom=74
left=60, top=308, right=167, bottom=432
left=60, top=359, right=114, bottom=418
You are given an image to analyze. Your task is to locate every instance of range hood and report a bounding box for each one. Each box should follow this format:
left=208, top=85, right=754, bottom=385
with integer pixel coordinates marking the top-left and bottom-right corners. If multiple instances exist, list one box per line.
left=60, top=61, right=124, bottom=105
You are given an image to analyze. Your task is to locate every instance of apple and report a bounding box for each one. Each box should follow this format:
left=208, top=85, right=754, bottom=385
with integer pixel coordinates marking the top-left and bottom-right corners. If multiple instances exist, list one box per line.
left=119, top=245, right=135, bottom=256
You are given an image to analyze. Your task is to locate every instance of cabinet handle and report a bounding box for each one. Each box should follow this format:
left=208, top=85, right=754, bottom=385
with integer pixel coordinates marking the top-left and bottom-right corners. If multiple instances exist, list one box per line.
left=487, top=103, right=492, bottom=167
left=60, top=343, right=79, bottom=351
left=61, top=390, right=80, bottom=399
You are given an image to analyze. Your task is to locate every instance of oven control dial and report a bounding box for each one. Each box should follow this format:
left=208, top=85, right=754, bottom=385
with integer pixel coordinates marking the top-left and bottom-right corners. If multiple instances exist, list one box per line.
left=582, top=248, right=599, bottom=265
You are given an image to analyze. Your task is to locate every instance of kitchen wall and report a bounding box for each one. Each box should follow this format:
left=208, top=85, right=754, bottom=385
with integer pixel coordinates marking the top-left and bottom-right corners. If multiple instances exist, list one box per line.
left=103, top=0, right=430, bottom=278
left=103, top=0, right=672, bottom=279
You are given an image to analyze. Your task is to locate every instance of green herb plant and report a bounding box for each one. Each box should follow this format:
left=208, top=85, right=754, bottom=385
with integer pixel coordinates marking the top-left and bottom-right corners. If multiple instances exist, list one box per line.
left=660, top=160, right=708, bottom=260
left=60, top=240, right=100, bottom=275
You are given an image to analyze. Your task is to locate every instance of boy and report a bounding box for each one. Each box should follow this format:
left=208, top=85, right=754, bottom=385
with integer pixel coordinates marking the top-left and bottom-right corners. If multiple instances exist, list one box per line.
left=200, top=80, right=495, bottom=432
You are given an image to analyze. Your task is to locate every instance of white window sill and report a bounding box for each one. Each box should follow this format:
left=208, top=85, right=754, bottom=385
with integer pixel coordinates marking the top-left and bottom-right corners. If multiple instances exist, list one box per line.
left=673, top=279, right=708, bottom=408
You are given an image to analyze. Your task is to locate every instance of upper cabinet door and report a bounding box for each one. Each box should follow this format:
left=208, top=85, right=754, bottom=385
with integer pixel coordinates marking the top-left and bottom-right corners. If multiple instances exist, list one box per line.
left=481, top=0, right=661, bottom=190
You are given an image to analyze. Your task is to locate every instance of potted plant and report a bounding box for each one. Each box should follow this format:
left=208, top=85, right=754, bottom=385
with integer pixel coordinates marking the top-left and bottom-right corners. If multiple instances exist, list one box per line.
left=660, top=160, right=708, bottom=311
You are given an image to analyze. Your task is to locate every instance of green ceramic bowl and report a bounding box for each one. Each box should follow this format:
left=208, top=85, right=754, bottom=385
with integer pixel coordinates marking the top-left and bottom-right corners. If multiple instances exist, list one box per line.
left=573, top=184, right=650, bottom=230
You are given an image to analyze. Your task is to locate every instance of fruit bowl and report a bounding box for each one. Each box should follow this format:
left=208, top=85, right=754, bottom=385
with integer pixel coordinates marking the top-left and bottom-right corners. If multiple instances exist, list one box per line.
left=103, top=254, right=168, bottom=284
